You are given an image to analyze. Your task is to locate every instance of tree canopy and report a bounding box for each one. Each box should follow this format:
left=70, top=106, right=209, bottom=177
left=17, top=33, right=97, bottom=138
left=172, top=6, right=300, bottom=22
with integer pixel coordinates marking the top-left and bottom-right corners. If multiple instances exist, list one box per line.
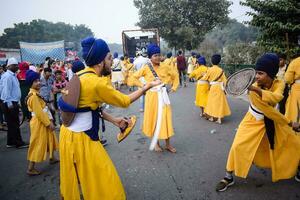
left=198, top=19, right=261, bottom=63
left=134, top=0, right=232, bottom=51
left=0, top=19, right=93, bottom=50
left=204, top=19, right=259, bottom=49
left=241, top=0, right=300, bottom=56
left=223, top=42, right=264, bottom=65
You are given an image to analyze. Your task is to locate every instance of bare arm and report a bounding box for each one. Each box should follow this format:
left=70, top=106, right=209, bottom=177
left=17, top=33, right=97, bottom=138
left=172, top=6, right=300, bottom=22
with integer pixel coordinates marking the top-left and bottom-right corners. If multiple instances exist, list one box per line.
left=128, top=79, right=161, bottom=103
left=102, top=110, right=119, bottom=125
left=101, top=110, right=128, bottom=130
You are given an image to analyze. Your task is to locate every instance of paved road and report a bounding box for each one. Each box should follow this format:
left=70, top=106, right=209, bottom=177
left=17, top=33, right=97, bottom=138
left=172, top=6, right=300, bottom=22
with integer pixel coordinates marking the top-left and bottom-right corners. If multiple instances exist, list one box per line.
left=0, top=83, right=299, bottom=200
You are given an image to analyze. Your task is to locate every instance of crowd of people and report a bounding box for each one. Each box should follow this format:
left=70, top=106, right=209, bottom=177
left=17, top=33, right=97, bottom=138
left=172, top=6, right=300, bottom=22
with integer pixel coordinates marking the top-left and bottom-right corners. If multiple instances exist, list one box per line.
left=0, top=35, right=300, bottom=199
left=0, top=57, right=90, bottom=174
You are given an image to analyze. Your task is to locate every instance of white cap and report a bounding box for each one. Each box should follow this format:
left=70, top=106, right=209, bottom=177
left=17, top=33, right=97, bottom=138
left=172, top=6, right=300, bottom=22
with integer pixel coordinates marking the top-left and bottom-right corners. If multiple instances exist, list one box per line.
left=7, top=57, right=18, bottom=66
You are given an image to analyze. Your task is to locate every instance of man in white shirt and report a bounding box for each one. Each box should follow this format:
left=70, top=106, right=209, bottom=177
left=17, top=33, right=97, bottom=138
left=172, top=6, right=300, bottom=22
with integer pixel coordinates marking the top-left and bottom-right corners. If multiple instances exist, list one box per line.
left=133, top=51, right=149, bottom=71
left=1, top=58, right=28, bottom=148
left=133, top=51, right=149, bottom=112
left=111, top=52, right=123, bottom=89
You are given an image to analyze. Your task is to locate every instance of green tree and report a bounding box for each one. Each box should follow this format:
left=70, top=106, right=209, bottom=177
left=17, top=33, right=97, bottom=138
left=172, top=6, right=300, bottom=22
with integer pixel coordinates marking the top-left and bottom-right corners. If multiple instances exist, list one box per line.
left=0, top=19, right=94, bottom=50
left=223, top=42, right=264, bottom=64
left=205, top=19, right=259, bottom=49
left=197, top=19, right=259, bottom=64
left=134, top=0, right=231, bottom=51
left=241, top=0, right=300, bottom=56
left=198, top=38, right=219, bottom=63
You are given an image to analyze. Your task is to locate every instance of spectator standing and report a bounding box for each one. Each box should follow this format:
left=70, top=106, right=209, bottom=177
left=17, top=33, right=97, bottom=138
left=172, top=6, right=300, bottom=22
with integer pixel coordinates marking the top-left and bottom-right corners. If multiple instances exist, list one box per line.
left=53, top=70, right=67, bottom=125
left=0, top=65, right=6, bottom=130
left=17, top=62, right=31, bottom=121
left=40, top=68, right=56, bottom=125
left=133, top=51, right=149, bottom=112
left=177, top=50, right=187, bottom=87
left=1, top=58, right=28, bottom=148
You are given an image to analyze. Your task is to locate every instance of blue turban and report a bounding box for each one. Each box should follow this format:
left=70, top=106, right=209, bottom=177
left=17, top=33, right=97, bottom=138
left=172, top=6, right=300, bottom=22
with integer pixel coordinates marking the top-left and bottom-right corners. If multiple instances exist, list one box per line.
left=166, top=52, right=172, bottom=58
left=255, top=53, right=279, bottom=79
left=25, top=70, right=40, bottom=85
left=191, top=52, right=196, bottom=56
left=211, top=54, right=221, bottom=65
left=198, top=56, right=206, bottom=65
left=72, top=60, right=85, bottom=73
left=129, top=57, right=134, bottom=63
left=147, top=43, right=160, bottom=58
left=113, top=52, right=118, bottom=59
left=81, top=37, right=110, bottom=66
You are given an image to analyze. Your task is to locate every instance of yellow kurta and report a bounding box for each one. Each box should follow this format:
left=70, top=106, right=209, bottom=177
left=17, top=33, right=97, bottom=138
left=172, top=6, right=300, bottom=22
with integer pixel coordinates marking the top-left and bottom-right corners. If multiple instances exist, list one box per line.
left=226, top=80, right=300, bottom=182
left=132, top=62, right=179, bottom=139
left=60, top=68, right=131, bottom=200
left=27, top=89, right=58, bottom=162
left=201, top=65, right=231, bottom=118
left=189, top=65, right=209, bottom=107
left=126, top=63, right=136, bottom=87
left=162, top=58, right=179, bottom=85
left=122, top=59, right=130, bottom=85
left=285, top=56, right=300, bottom=122
left=171, top=56, right=178, bottom=70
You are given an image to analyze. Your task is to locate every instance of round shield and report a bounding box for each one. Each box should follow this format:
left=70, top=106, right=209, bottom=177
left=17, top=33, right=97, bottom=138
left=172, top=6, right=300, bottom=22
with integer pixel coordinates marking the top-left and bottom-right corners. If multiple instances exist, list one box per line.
left=117, top=115, right=137, bottom=143
left=225, top=68, right=256, bottom=96
left=61, top=75, right=81, bottom=127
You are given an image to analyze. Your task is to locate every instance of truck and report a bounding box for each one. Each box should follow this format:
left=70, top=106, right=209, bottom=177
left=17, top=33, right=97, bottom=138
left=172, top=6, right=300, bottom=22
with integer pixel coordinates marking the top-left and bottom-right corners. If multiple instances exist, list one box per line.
left=122, top=28, right=159, bottom=58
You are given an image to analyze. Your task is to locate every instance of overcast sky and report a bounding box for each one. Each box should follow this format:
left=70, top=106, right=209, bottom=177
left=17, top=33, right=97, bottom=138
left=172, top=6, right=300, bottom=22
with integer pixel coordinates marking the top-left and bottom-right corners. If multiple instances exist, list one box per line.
left=0, top=0, right=251, bottom=44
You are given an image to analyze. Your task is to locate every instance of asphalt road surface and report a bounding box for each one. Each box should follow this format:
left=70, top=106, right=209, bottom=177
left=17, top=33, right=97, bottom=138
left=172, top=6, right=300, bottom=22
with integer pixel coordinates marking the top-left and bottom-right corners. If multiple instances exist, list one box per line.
left=0, top=83, right=299, bottom=200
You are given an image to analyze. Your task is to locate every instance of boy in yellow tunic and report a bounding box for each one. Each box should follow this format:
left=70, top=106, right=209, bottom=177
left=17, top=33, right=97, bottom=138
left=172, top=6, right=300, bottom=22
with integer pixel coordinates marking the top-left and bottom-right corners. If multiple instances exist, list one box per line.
left=132, top=44, right=179, bottom=153
left=171, top=54, right=177, bottom=68
left=285, top=55, right=300, bottom=122
left=187, top=52, right=197, bottom=82
left=216, top=53, right=300, bottom=192
left=201, top=54, right=231, bottom=124
left=163, top=52, right=179, bottom=85
left=189, top=56, right=209, bottom=117
left=59, top=37, right=161, bottom=200
left=126, top=57, right=136, bottom=91
left=25, top=70, right=59, bottom=176
left=163, top=53, right=173, bottom=66
left=121, top=55, right=130, bottom=85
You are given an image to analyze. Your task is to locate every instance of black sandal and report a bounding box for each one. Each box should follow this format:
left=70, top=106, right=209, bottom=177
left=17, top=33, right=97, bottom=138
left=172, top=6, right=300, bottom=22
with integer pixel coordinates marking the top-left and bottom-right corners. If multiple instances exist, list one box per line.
left=27, top=169, right=41, bottom=176
left=216, top=177, right=235, bottom=192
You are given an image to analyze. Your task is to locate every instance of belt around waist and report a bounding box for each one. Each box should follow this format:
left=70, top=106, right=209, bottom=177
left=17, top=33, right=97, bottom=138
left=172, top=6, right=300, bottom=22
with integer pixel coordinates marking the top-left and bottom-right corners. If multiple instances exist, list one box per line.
left=210, top=81, right=224, bottom=90
left=197, top=80, right=208, bottom=84
left=248, top=104, right=264, bottom=121
left=67, top=111, right=92, bottom=132
left=31, top=106, right=53, bottom=120
left=150, top=84, right=165, bottom=92
left=210, top=81, right=222, bottom=85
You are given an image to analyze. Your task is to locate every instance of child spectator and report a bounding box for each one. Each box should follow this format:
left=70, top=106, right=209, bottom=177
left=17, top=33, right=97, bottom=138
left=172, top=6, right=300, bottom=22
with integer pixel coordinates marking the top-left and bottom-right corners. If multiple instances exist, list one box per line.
left=53, top=70, right=67, bottom=125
